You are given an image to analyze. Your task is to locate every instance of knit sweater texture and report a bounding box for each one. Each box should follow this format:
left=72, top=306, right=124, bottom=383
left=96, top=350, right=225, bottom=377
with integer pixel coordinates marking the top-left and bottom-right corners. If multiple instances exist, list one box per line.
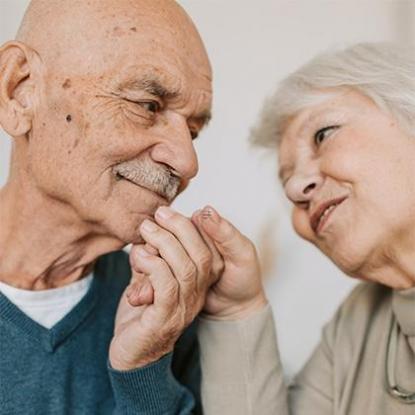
left=0, top=250, right=201, bottom=414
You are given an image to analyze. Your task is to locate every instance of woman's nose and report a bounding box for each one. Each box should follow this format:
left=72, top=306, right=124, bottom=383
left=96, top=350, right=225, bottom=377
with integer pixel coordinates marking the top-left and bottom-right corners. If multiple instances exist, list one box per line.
left=285, top=172, right=323, bottom=207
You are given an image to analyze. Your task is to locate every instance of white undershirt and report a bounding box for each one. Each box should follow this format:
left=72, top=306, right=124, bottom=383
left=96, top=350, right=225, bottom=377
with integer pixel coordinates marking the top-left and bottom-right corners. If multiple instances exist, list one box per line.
left=0, top=274, right=94, bottom=329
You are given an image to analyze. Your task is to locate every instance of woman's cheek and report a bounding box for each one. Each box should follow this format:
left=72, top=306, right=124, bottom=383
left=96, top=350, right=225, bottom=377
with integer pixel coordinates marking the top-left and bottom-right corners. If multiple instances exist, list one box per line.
left=292, top=207, right=314, bottom=242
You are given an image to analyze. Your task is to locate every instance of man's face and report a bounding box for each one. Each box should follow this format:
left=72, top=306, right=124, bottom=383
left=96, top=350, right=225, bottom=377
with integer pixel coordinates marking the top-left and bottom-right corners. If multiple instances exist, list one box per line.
left=26, top=3, right=212, bottom=244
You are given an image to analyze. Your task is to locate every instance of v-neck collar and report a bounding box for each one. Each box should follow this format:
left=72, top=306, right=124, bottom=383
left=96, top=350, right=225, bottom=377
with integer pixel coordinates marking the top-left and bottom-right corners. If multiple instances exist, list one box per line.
left=0, top=272, right=101, bottom=352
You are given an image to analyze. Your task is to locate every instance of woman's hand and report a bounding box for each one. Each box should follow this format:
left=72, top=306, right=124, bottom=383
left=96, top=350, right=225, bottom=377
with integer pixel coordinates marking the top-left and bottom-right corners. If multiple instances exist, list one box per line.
left=193, top=206, right=268, bottom=320
left=109, top=206, right=218, bottom=371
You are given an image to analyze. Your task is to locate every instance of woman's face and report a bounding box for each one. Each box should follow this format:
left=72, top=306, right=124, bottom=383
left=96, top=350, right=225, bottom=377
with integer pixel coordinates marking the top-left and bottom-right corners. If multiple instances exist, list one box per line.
left=278, top=88, right=415, bottom=283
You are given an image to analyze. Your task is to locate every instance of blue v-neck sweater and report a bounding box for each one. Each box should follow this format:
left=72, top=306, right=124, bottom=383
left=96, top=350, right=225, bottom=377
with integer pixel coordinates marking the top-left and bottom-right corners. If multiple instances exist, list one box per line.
left=0, top=251, right=201, bottom=414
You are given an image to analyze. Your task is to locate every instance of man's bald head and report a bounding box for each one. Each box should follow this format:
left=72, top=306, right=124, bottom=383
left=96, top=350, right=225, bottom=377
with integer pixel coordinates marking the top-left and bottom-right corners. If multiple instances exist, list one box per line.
left=16, top=0, right=211, bottom=76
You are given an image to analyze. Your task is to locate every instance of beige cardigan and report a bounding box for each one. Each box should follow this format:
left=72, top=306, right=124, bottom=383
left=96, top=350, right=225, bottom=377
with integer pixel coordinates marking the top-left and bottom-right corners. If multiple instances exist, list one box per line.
left=198, top=283, right=415, bottom=414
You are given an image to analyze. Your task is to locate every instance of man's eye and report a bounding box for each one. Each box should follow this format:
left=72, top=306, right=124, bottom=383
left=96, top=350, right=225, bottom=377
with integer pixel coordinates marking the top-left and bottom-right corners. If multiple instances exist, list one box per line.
left=137, top=101, right=160, bottom=113
left=314, top=125, right=340, bottom=146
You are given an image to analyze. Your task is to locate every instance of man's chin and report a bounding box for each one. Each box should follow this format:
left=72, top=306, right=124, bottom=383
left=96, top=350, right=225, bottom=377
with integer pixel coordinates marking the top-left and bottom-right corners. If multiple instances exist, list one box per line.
left=128, top=233, right=146, bottom=245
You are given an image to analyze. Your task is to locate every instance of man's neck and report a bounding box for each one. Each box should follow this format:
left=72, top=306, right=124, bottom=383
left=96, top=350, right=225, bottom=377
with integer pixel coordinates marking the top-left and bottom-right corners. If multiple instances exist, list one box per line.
left=0, top=181, right=123, bottom=290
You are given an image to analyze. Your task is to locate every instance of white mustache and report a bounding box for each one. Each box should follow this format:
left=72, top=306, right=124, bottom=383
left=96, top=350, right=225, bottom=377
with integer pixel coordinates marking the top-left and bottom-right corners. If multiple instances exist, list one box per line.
left=113, top=158, right=181, bottom=201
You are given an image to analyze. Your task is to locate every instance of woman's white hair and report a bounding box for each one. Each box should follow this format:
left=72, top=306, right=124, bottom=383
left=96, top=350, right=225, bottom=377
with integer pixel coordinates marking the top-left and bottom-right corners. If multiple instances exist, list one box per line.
left=251, top=42, right=415, bottom=148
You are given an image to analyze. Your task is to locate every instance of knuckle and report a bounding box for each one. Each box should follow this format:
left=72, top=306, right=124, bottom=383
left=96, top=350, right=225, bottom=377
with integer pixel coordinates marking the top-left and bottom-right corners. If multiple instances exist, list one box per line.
left=158, top=231, right=176, bottom=247
left=197, top=251, right=213, bottom=273
left=180, top=261, right=197, bottom=283
left=168, top=311, right=186, bottom=334
left=164, top=280, right=179, bottom=300
left=212, top=260, right=225, bottom=276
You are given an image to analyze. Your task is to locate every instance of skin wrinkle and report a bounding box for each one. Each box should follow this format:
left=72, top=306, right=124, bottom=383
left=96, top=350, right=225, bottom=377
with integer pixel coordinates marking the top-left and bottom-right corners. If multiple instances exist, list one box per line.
left=0, top=0, right=212, bottom=289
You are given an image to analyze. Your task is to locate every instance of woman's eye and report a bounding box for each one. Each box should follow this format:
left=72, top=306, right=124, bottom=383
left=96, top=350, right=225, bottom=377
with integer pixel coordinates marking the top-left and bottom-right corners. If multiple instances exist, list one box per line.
left=314, top=125, right=339, bottom=146
left=139, top=101, right=160, bottom=113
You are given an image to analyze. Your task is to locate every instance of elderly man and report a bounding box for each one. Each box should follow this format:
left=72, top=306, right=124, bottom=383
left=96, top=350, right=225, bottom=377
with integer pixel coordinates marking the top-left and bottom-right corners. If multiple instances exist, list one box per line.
left=0, top=0, right=269, bottom=414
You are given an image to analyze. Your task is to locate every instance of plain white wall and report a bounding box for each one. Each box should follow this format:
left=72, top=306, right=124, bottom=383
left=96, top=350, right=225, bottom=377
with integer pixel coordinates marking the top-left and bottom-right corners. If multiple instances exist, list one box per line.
left=1, top=0, right=413, bottom=377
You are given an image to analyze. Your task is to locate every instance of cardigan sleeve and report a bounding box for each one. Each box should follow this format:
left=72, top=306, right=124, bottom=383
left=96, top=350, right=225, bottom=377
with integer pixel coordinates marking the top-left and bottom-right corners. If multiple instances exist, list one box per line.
left=198, top=304, right=337, bottom=415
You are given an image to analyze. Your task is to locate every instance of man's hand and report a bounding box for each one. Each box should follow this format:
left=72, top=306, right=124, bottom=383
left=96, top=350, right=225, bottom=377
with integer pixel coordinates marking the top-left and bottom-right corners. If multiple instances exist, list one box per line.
left=109, top=206, right=220, bottom=371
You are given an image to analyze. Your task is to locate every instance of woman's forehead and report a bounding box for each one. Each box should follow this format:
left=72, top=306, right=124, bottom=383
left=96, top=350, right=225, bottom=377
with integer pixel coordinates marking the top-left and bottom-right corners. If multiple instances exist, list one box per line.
left=279, top=89, right=376, bottom=141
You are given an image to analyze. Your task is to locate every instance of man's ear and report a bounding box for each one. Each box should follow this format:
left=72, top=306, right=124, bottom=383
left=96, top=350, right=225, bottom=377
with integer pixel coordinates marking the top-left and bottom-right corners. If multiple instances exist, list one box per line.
left=0, top=41, right=40, bottom=138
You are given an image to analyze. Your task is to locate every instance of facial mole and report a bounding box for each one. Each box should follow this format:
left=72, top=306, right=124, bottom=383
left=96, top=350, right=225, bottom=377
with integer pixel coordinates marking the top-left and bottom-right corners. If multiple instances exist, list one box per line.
left=62, top=79, right=72, bottom=89
left=66, top=115, right=72, bottom=123
left=130, top=27, right=137, bottom=32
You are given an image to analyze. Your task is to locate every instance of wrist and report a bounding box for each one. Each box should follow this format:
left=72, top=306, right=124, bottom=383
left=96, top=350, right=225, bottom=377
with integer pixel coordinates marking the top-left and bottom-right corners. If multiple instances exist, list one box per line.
left=202, top=294, right=268, bottom=321
left=109, top=343, right=173, bottom=371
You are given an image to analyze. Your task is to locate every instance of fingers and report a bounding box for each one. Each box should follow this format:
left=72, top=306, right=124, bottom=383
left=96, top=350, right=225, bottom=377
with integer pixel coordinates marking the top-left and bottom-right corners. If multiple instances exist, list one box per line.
left=155, top=207, right=213, bottom=283
left=139, top=218, right=200, bottom=296
left=125, top=274, right=154, bottom=306
left=198, top=205, right=257, bottom=266
left=133, top=246, right=180, bottom=320
left=191, top=210, right=224, bottom=282
left=142, top=207, right=214, bottom=291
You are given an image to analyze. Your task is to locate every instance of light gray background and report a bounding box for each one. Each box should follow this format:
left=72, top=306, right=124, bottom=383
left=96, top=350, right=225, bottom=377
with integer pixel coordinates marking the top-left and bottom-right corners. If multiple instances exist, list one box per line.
left=1, top=0, right=413, bottom=377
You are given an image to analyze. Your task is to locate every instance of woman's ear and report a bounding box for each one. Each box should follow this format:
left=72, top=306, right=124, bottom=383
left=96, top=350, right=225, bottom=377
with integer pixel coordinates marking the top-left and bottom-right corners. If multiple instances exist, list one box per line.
left=0, top=41, right=40, bottom=138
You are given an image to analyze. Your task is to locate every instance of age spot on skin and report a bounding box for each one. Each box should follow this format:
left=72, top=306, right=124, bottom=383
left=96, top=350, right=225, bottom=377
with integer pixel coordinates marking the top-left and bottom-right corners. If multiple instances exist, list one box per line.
left=62, top=79, right=72, bottom=89
left=113, top=26, right=124, bottom=36
left=66, top=115, right=72, bottom=123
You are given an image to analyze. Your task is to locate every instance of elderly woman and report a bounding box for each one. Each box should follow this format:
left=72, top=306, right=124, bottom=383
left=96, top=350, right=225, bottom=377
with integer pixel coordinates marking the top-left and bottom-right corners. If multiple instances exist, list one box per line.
left=196, top=43, right=415, bottom=415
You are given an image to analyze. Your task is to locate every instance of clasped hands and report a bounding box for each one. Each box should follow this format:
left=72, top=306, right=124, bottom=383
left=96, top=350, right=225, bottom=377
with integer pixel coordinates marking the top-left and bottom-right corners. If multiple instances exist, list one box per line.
left=109, top=205, right=267, bottom=371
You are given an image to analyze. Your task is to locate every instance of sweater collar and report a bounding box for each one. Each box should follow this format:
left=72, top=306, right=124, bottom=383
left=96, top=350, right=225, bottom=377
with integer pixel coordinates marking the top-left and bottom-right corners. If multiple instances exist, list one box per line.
left=392, top=286, right=415, bottom=337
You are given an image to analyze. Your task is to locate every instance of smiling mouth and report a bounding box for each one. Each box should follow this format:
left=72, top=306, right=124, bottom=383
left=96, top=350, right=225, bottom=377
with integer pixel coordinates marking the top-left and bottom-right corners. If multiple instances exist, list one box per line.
left=311, top=196, right=347, bottom=235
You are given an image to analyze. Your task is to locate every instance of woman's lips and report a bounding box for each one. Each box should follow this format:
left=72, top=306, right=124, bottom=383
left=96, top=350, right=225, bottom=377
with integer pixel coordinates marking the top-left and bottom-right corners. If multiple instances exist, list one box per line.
left=311, top=196, right=348, bottom=235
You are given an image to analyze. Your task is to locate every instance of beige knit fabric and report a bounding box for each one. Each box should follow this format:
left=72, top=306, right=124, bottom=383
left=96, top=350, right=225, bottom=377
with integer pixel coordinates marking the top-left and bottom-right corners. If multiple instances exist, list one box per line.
left=198, top=283, right=415, bottom=415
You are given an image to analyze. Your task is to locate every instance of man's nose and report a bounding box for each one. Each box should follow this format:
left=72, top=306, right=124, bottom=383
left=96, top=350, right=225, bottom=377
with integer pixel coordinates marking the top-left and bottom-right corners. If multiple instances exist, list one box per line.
left=150, top=115, right=199, bottom=181
left=285, top=171, right=323, bottom=207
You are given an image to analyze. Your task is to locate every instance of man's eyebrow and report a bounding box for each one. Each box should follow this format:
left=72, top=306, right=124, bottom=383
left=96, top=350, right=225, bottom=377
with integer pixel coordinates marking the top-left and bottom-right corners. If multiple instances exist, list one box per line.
left=119, top=76, right=179, bottom=100
left=191, top=110, right=212, bottom=128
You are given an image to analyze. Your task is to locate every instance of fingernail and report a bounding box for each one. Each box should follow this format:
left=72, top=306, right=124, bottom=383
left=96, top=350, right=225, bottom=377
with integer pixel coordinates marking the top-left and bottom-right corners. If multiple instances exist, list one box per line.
left=156, top=206, right=175, bottom=220
left=141, top=219, right=158, bottom=233
left=137, top=246, right=151, bottom=257
left=202, top=206, right=220, bottom=223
